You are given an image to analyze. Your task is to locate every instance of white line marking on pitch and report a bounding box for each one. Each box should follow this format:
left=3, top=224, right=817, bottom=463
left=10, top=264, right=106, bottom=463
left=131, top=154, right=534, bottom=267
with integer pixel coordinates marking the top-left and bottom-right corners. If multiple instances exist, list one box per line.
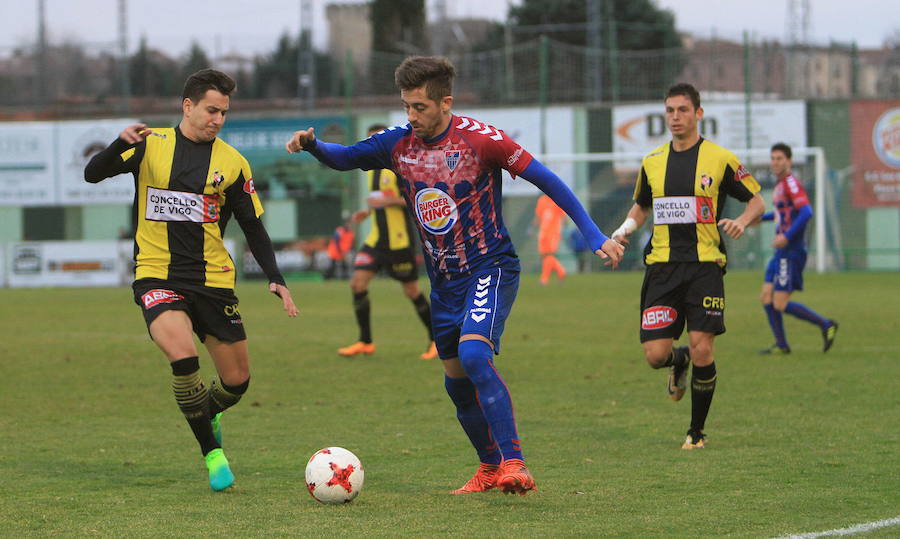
left=776, top=516, right=900, bottom=538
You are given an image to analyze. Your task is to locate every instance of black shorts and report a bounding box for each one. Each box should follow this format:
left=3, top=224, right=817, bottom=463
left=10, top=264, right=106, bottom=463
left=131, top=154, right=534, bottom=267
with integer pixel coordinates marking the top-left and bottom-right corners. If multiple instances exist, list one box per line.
left=353, top=245, right=419, bottom=282
left=132, top=278, right=246, bottom=343
left=639, top=262, right=725, bottom=343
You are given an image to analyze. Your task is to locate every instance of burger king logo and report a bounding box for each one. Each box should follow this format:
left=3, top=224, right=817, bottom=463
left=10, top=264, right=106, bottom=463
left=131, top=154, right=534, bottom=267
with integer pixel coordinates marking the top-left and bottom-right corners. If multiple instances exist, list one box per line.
left=873, top=107, right=900, bottom=169
left=415, top=188, right=458, bottom=235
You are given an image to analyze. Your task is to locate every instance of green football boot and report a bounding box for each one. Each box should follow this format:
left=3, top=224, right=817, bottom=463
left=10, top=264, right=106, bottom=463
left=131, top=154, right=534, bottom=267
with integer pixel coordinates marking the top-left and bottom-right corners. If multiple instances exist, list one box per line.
left=822, top=321, right=839, bottom=353
left=205, top=448, right=234, bottom=491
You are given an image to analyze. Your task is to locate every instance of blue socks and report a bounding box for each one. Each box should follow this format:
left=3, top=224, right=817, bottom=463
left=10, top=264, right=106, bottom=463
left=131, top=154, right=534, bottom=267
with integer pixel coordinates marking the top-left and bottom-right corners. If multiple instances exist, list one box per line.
left=785, top=301, right=829, bottom=328
left=764, top=303, right=788, bottom=348
left=456, top=339, right=523, bottom=462
left=444, top=375, right=501, bottom=465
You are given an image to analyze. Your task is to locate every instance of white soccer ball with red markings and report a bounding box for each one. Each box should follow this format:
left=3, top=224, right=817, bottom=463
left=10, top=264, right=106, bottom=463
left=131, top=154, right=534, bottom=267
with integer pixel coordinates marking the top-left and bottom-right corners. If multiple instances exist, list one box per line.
left=305, top=447, right=365, bottom=504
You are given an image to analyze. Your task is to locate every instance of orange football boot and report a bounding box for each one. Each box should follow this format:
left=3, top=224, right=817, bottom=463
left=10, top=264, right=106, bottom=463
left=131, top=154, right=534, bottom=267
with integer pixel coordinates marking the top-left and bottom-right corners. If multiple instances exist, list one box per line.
left=495, top=458, right=536, bottom=495
left=451, top=463, right=499, bottom=494
left=337, top=341, right=376, bottom=356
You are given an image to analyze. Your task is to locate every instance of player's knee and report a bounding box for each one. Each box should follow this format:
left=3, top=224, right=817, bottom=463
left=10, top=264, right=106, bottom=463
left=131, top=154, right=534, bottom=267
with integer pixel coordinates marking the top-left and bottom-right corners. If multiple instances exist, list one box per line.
left=349, top=280, right=367, bottom=294
left=401, top=283, right=420, bottom=299
left=220, top=367, right=250, bottom=387
left=643, top=349, right=669, bottom=369
left=457, top=339, right=494, bottom=384
left=690, top=342, right=713, bottom=366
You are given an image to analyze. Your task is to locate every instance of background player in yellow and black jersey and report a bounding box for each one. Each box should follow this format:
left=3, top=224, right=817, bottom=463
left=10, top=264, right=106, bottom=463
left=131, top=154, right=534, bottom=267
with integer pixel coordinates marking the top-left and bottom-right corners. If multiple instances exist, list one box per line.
left=612, top=83, right=764, bottom=449
left=84, top=69, right=298, bottom=491
left=337, top=124, right=437, bottom=360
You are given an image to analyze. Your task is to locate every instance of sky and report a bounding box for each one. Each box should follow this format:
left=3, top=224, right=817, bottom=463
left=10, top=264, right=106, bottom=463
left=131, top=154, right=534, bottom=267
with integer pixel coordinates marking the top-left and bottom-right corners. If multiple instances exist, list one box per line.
left=0, top=0, right=896, bottom=58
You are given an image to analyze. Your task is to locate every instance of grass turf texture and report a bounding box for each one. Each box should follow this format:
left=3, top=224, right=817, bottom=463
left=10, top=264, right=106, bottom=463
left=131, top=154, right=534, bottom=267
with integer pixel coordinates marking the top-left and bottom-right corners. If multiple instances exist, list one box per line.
left=1, top=271, right=898, bottom=537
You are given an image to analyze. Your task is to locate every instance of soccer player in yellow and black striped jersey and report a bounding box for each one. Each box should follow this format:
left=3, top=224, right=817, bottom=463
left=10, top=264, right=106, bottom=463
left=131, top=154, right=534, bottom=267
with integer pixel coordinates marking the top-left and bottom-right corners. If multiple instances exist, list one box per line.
left=84, top=69, right=298, bottom=491
left=612, top=83, right=764, bottom=450
left=337, top=124, right=437, bottom=360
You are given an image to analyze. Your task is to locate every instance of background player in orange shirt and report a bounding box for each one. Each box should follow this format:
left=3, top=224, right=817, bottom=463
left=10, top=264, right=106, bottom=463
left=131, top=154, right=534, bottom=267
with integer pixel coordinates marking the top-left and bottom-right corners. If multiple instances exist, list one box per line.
left=534, top=194, right=568, bottom=285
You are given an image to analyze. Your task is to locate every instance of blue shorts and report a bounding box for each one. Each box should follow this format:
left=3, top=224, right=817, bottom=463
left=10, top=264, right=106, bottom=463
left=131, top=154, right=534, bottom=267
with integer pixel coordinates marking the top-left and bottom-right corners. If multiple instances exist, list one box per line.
left=430, top=266, right=520, bottom=359
left=764, top=251, right=807, bottom=292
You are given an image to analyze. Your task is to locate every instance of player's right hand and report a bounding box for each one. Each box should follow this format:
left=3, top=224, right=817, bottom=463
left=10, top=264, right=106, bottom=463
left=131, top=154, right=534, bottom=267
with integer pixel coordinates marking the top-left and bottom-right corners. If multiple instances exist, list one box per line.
left=269, top=282, right=299, bottom=317
left=285, top=128, right=316, bottom=153
left=595, top=238, right=625, bottom=270
left=350, top=210, right=369, bottom=224
left=611, top=232, right=630, bottom=246
left=120, top=124, right=152, bottom=145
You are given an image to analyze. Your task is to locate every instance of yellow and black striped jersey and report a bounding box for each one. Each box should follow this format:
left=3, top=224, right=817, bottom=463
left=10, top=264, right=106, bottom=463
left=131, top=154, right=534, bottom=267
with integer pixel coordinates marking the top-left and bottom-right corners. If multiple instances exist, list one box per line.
left=104, top=127, right=264, bottom=289
left=364, top=168, right=414, bottom=251
left=634, top=137, right=760, bottom=266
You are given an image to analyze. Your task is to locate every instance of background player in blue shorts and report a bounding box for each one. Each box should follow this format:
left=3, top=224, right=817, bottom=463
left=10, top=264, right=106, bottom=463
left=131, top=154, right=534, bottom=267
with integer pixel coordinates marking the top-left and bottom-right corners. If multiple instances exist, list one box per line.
left=758, top=143, right=838, bottom=355
left=285, top=56, right=623, bottom=495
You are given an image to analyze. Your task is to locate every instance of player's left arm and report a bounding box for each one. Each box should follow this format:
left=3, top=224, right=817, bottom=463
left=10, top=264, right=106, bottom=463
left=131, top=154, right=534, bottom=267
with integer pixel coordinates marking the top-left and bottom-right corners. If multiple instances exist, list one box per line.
left=720, top=193, right=765, bottom=239
left=718, top=157, right=765, bottom=239
left=781, top=177, right=812, bottom=242
left=225, top=164, right=298, bottom=317
left=519, top=159, right=624, bottom=269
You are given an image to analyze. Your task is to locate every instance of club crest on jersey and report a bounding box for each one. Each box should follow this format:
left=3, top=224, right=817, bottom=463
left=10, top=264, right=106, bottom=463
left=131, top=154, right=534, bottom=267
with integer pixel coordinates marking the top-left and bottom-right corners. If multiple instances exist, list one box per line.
left=211, top=170, right=224, bottom=188
left=444, top=150, right=461, bottom=171
left=699, top=173, right=713, bottom=190
left=415, top=188, right=458, bottom=235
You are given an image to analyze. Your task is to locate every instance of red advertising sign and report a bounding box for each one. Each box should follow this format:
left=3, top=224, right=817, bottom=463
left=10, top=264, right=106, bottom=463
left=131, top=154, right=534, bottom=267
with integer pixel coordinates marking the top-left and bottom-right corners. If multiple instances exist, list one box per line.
left=852, top=100, right=900, bottom=207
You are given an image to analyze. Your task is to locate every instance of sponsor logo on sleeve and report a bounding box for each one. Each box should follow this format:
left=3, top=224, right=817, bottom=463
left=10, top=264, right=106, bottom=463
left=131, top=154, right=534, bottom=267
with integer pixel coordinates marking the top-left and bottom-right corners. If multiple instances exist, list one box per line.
left=141, top=289, right=184, bottom=309
left=506, top=147, right=524, bottom=168
left=414, top=188, right=458, bottom=235
left=735, top=164, right=752, bottom=182
left=641, top=306, right=677, bottom=330
left=243, top=178, right=256, bottom=194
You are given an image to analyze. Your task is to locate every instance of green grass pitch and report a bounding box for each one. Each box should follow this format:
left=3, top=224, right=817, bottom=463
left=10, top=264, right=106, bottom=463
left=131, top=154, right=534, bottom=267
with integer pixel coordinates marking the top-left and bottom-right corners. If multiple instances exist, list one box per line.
left=2, top=270, right=898, bottom=537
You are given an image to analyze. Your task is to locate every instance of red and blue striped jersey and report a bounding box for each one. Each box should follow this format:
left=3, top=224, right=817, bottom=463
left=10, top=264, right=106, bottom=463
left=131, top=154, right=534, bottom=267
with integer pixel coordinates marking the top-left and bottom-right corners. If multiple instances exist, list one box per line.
left=335, top=115, right=533, bottom=285
left=772, top=173, right=810, bottom=251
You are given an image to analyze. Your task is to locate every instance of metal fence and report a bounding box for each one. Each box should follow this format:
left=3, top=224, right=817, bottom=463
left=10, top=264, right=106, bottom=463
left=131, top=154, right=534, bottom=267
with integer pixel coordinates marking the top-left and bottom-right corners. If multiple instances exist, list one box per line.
left=2, top=35, right=896, bottom=115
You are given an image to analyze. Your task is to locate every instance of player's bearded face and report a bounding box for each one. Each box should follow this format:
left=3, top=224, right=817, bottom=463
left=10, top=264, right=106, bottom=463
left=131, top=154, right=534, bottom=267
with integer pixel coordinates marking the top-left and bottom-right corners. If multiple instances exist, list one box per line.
left=665, top=95, right=702, bottom=139
left=183, top=90, right=229, bottom=142
left=401, top=86, right=451, bottom=139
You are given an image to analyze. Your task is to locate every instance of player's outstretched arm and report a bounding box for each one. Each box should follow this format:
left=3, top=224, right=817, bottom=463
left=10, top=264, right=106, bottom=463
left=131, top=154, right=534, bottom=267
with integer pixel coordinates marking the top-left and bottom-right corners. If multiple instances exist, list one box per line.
left=719, top=193, right=765, bottom=239
left=285, top=127, right=389, bottom=172
left=84, top=123, right=150, bottom=183
left=519, top=159, right=620, bottom=262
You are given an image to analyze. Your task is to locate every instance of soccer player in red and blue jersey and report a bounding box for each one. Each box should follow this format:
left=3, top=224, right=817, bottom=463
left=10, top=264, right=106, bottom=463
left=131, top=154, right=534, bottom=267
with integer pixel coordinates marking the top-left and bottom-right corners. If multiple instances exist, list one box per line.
left=758, top=143, right=838, bottom=355
left=286, top=56, right=624, bottom=495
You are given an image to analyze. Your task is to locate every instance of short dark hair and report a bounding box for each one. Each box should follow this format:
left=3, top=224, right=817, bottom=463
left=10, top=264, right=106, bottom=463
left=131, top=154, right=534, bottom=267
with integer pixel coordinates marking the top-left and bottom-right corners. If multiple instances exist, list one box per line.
left=182, top=69, right=235, bottom=102
left=367, top=123, right=388, bottom=134
left=665, top=82, right=701, bottom=110
left=771, top=142, right=792, bottom=159
left=394, top=56, right=456, bottom=103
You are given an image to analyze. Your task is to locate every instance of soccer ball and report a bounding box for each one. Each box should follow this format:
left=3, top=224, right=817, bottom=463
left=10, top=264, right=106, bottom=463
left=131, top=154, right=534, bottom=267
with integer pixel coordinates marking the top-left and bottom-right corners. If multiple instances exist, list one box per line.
left=305, top=447, right=365, bottom=504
